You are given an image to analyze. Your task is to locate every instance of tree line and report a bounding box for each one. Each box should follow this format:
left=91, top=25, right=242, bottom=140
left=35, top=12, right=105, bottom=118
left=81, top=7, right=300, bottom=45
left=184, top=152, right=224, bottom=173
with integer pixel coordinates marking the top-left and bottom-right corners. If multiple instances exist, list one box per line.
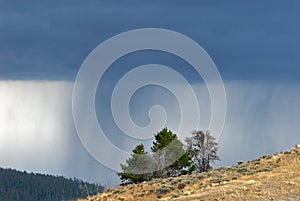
left=0, top=167, right=104, bottom=201
left=117, top=128, right=219, bottom=184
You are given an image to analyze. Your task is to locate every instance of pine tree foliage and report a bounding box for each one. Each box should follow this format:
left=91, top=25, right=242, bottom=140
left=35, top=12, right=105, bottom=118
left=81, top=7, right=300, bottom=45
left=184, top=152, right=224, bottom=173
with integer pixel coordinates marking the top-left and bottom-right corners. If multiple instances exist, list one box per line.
left=151, top=128, right=193, bottom=178
left=117, top=128, right=194, bottom=184
left=0, top=167, right=104, bottom=201
left=117, top=144, right=154, bottom=184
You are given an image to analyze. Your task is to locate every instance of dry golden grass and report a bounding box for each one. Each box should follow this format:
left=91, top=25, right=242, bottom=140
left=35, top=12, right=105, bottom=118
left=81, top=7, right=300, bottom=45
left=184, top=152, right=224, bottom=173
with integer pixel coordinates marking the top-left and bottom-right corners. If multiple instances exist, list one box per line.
left=79, top=145, right=300, bottom=201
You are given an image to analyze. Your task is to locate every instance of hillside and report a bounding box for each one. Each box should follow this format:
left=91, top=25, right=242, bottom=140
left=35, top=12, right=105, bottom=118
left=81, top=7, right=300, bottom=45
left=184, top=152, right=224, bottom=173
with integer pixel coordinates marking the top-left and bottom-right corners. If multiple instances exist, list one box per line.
left=81, top=144, right=300, bottom=201
left=0, top=168, right=104, bottom=201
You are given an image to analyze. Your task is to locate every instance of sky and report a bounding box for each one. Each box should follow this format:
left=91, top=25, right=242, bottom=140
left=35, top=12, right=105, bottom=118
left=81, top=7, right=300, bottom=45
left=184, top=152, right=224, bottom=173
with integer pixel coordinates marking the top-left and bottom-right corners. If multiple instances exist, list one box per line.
left=0, top=1, right=300, bottom=186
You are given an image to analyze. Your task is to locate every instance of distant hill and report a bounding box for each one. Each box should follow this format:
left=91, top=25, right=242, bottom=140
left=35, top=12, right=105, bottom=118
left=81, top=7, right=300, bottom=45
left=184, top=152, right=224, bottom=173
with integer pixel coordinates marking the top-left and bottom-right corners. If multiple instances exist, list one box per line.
left=0, top=168, right=104, bottom=201
left=80, top=144, right=300, bottom=201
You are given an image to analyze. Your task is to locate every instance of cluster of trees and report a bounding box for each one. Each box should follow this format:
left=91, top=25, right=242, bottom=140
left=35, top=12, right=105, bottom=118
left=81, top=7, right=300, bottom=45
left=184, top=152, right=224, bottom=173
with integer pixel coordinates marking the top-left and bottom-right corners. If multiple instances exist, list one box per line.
left=117, top=128, right=219, bottom=184
left=0, top=167, right=104, bottom=201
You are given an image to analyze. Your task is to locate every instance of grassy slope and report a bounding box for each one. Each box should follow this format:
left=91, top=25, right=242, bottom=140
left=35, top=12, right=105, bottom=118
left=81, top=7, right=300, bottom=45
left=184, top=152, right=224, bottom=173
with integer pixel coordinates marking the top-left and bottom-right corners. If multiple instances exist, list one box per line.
left=80, top=145, right=300, bottom=201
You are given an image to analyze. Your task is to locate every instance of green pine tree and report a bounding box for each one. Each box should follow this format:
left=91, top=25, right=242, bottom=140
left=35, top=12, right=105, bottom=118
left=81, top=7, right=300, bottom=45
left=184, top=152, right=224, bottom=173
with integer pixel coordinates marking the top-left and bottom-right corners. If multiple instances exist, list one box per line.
left=117, top=144, right=154, bottom=184
left=151, top=128, right=194, bottom=178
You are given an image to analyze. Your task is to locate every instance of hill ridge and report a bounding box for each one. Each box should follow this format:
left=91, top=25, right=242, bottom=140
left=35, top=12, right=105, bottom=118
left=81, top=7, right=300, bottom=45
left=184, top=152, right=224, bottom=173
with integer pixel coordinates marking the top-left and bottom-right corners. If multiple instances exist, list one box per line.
left=81, top=144, right=300, bottom=201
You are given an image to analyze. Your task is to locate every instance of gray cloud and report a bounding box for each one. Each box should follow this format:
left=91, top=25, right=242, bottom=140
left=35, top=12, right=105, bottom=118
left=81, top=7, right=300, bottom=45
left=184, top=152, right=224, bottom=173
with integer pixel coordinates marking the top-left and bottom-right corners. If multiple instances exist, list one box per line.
left=1, top=80, right=299, bottom=185
left=0, top=0, right=299, bottom=186
left=0, top=1, right=299, bottom=81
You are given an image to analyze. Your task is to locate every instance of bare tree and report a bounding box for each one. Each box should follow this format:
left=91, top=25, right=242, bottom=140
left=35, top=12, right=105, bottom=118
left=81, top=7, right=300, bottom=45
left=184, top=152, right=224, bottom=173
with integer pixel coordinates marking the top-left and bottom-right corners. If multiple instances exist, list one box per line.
left=185, top=130, right=220, bottom=172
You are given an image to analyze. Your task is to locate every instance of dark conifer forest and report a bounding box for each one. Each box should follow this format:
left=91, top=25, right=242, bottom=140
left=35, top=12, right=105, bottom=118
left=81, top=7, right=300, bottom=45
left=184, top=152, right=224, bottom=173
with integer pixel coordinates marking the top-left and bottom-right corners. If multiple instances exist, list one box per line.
left=0, top=167, right=104, bottom=201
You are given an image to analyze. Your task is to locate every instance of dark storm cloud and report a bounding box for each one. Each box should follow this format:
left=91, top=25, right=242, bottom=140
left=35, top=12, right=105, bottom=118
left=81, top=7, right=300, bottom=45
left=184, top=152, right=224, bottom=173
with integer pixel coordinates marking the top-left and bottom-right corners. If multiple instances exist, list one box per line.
left=0, top=1, right=300, bottom=185
left=0, top=0, right=299, bottom=81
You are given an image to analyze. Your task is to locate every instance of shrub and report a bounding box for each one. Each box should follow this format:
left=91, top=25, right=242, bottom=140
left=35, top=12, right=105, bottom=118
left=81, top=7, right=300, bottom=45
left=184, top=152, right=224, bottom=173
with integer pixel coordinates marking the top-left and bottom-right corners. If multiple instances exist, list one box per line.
left=171, top=180, right=178, bottom=185
left=182, top=179, right=192, bottom=185
left=245, top=170, right=254, bottom=175
left=237, top=160, right=244, bottom=165
left=197, top=174, right=206, bottom=180
left=231, top=175, right=239, bottom=180
left=263, top=166, right=272, bottom=172
left=156, top=178, right=163, bottom=182
left=149, top=189, right=155, bottom=194
left=155, top=184, right=174, bottom=194
left=177, top=182, right=186, bottom=190
left=237, top=167, right=251, bottom=174
left=252, top=160, right=261, bottom=165
left=137, top=193, right=145, bottom=197
left=166, top=177, right=174, bottom=182
left=170, top=193, right=179, bottom=198
left=183, top=191, right=191, bottom=196
left=210, top=177, right=223, bottom=184
left=113, top=188, right=126, bottom=194
left=261, top=154, right=272, bottom=159
left=238, top=163, right=246, bottom=168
